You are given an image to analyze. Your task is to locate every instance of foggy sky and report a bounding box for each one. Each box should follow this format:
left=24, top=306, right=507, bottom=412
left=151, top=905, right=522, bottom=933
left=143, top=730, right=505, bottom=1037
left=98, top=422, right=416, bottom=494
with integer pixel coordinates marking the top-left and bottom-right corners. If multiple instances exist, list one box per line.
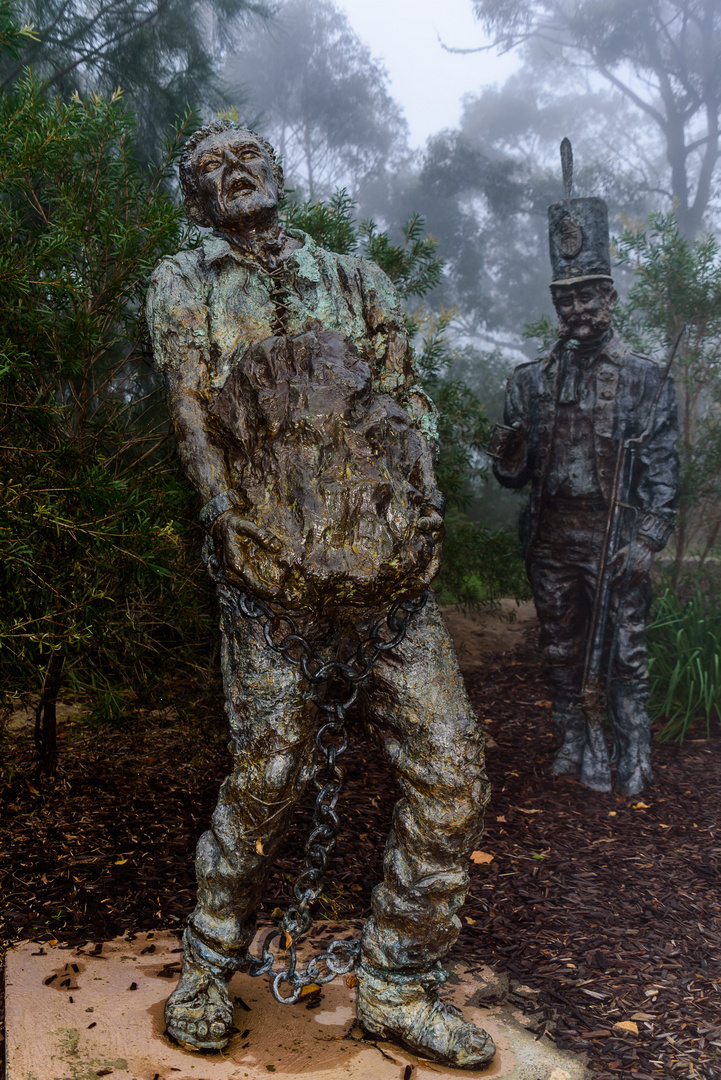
left=334, top=0, right=520, bottom=148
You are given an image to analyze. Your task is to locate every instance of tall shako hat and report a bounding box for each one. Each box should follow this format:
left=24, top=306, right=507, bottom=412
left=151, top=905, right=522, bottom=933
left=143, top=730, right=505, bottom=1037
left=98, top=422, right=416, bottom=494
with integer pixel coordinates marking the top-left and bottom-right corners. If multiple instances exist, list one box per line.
left=548, top=138, right=612, bottom=285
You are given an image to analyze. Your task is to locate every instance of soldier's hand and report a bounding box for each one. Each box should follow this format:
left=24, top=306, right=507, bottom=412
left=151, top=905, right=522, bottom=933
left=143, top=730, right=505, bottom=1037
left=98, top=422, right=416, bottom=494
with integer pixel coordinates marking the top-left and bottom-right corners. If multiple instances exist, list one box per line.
left=488, top=422, right=526, bottom=464
left=611, top=538, right=654, bottom=574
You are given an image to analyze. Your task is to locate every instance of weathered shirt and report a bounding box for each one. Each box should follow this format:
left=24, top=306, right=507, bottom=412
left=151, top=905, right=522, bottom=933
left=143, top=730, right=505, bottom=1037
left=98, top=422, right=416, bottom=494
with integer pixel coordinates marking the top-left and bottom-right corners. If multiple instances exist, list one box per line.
left=546, top=346, right=603, bottom=499
left=145, top=229, right=437, bottom=445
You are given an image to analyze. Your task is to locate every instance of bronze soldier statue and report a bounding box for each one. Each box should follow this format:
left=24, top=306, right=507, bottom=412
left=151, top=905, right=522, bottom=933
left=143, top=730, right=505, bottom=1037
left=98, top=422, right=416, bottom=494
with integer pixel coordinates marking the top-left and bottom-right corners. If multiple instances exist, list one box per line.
left=145, top=119, right=495, bottom=1068
left=491, top=142, right=679, bottom=798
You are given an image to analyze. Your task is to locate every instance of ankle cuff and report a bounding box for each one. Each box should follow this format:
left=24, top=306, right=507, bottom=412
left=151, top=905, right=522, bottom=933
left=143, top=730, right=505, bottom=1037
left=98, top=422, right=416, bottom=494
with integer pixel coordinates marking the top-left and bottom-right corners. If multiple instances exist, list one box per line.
left=358, top=958, right=449, bottom=987
left=185, top=925, right=243, bottom=976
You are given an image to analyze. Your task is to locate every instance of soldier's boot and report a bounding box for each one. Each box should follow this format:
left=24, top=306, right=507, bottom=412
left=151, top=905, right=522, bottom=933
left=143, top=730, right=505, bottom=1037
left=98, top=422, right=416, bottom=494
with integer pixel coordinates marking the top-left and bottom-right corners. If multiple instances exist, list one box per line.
left=164, top=926, right=240, bottom=1051
left=550, top=705, right=587, bottom=775
left=608, top=678, right=653, bottom=797
left=356, top=958, right=496, bottom=1070
left=548, top=673, right=587, bottom=776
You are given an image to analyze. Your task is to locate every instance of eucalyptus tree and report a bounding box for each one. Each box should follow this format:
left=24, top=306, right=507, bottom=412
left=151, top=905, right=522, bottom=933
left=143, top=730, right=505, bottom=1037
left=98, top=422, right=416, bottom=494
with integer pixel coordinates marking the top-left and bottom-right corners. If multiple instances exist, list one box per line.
left=224, top=0, right=408, bottom=199
left=465, top=0, right=721, bottom=237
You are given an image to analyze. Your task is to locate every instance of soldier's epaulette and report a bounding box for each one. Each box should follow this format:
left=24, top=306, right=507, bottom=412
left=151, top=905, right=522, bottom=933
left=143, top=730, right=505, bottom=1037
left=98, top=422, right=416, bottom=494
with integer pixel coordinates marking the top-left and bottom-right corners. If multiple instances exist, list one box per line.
left=514, top=357, right=545, bottom=375
left=626, top=349, right=664, bottom=369
left=621, top=354, right=669, bottom=375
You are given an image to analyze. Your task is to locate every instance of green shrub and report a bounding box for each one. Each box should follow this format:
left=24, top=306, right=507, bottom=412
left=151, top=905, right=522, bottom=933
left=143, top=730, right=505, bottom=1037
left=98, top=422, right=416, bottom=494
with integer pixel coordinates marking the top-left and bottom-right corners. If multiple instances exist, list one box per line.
left=0, top=19, right=213, bottom=772
left=647, top=588, right=721, bottom=742
left=433, top=509, right=531, bottom=609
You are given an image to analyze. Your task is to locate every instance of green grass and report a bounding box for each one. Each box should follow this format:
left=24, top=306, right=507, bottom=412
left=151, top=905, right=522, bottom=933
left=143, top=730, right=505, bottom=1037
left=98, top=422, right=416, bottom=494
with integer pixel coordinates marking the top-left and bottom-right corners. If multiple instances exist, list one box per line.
left=647, top=588, right=721, bottom=742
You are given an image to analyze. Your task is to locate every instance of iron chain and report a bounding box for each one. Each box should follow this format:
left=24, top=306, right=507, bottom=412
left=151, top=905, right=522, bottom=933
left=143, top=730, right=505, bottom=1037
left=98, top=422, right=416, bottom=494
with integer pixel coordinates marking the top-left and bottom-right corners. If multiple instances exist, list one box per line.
left=224, top=584, right=429, bottom=1003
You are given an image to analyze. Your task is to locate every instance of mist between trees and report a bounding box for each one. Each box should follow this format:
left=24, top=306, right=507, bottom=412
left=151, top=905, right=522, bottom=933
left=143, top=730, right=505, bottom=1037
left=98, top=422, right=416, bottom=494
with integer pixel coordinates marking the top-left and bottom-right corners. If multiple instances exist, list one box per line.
left=2, top=0, right=721, bottom=767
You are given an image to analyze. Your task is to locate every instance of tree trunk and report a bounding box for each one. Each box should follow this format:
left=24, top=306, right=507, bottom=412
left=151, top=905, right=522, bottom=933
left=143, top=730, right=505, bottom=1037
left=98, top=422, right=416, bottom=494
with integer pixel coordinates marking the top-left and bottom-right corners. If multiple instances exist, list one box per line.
left=304, top=123, right=315, bottom=201
left=669, top=514, right=688, bottom=592
left=35, top=651, right=64, bottom=777
left=699, top=514, right=721, bottom=566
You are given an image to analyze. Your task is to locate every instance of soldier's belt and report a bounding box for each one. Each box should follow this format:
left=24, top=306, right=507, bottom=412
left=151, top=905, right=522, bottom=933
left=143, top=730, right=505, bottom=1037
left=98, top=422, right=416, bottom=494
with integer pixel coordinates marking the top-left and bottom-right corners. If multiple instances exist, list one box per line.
left=545, top=495, right=607, bottom=513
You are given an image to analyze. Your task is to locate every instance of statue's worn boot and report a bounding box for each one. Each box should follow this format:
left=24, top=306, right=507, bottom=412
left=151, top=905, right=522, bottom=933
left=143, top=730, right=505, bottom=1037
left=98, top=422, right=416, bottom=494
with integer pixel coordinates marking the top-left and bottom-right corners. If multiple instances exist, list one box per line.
left=356, top=959, right=496, bottom=1070
left=550, top=706, right=587, bottom=776
left=609, top=678, right=653, bottom=797
left=164, top=927, right=238, bottom=1051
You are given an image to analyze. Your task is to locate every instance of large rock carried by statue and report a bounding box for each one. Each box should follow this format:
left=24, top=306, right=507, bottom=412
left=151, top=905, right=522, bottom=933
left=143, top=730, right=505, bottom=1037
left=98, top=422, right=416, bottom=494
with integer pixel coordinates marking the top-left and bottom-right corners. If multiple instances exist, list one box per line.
left=209, top=329, right=443, bottom=609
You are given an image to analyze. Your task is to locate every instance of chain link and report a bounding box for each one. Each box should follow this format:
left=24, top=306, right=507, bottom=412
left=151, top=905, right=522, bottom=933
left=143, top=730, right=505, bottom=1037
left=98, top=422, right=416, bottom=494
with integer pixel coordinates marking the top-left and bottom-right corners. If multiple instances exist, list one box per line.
left=224, top=584, right=429, bottom=1004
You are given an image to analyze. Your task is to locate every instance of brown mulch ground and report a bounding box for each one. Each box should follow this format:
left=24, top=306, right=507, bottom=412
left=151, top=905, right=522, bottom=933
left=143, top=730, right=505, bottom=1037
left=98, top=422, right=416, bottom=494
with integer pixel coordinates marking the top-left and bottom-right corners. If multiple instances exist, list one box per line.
left=2, top=628, right=721, bottom=1080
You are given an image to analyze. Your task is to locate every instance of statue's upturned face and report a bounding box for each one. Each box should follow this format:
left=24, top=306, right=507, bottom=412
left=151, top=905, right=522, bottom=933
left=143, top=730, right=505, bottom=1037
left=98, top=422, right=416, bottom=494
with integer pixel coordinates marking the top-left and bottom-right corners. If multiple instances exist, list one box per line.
left=190, top=131, right=279, bottom=232
left=551, top=279, right=617, bottom=342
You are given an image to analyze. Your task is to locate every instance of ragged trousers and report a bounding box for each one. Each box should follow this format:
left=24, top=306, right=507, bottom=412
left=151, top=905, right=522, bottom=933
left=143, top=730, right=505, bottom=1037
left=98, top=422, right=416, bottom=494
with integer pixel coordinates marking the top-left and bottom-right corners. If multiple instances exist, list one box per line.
left=189, top=588, right=490, bottom=974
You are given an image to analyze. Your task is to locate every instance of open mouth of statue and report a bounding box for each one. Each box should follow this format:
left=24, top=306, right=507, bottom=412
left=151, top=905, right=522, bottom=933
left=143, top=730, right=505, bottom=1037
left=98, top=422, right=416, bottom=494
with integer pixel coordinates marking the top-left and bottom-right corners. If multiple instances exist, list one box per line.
left=227, top=177, right=256, bottom=199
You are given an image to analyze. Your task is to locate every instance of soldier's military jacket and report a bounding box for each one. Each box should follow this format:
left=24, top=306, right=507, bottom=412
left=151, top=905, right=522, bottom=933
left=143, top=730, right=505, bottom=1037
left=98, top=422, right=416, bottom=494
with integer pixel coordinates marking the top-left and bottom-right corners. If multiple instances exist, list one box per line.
left=493, top=337, right=679, bottom=556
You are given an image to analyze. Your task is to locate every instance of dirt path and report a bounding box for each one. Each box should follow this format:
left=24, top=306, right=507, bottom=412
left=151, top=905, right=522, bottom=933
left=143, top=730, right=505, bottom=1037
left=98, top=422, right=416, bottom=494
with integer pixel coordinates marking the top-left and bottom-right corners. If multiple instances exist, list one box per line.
left=440, top=600, right=538, bottom=672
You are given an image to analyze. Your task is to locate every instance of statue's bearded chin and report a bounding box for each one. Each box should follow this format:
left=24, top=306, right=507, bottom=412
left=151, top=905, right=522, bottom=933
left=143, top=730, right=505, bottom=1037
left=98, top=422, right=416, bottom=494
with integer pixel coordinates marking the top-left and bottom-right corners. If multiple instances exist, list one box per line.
left=556, top=300, right=614, bottom=343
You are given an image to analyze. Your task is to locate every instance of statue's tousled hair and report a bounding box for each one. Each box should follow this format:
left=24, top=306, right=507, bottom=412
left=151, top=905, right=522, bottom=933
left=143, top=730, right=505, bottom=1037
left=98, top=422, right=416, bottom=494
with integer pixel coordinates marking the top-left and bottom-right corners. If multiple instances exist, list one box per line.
left=179, top=118, right=284, bottom=226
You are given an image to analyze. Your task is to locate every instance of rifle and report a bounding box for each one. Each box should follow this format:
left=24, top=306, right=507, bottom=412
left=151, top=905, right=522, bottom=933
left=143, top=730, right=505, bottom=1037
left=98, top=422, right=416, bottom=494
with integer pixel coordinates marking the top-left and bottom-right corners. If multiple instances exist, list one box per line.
left=578, top=327, right=684, bottom=791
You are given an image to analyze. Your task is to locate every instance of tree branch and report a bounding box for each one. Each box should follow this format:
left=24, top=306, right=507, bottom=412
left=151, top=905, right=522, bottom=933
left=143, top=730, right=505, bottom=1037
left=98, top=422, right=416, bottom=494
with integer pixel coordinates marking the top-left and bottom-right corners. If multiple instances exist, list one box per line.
left=40, top=0, right=175, bottom=90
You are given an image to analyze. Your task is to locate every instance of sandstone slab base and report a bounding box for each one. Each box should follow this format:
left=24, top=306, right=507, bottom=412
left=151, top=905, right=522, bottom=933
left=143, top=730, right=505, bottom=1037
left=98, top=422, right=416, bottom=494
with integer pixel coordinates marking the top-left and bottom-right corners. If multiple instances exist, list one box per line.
left=5, top=928, right=588, bottom=1080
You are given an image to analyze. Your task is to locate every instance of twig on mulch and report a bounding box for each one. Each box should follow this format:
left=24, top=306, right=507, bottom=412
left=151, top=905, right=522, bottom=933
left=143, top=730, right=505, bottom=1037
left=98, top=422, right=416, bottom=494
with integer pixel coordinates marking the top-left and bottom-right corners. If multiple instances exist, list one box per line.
left=1, top=631, right=720, bottom=1080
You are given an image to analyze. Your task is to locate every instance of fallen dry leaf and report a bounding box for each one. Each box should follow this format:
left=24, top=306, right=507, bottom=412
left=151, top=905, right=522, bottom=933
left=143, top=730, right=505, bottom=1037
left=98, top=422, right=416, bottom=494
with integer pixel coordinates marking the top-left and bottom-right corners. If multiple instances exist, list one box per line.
left=632, top=802, right=652, bottom=810
left=470, top=851, right=494, bottom=864
left=613, top=1020, right=639, bottom=1036
left=496, top=815, right=507, bottom=823
left=255, top=838, right=264, bottom=856
left=299, top=983, right=321, bottom=997
left=345, top=974, right=358, bottom=989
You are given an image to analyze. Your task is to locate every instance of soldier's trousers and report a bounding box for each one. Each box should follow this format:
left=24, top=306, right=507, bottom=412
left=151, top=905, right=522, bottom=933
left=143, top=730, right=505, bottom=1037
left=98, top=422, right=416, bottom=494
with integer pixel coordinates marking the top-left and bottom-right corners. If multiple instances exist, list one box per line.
left=527, top=505, right=653, bottom=705
left=188, top=589, right=490, bottom=973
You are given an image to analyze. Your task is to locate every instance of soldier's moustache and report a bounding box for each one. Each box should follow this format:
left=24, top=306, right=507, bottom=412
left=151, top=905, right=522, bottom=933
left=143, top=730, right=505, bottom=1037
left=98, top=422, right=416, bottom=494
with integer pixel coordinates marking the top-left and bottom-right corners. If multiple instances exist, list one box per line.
left=555, top=301, right=615, bottom=343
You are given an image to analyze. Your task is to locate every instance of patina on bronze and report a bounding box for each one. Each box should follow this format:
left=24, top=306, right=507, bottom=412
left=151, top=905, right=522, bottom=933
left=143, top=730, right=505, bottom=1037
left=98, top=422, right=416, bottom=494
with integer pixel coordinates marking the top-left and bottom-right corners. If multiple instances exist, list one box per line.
left=146, top=119, right=495, bottom=1068
left=491, top=140, right=680, bottom=797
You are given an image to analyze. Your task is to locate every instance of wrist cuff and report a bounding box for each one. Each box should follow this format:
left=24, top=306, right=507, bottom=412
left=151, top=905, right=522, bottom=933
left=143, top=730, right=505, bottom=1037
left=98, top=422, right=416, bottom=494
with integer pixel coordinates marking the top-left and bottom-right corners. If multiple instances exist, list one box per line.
left=200, top=489, right=240, bottom=528
left=638, top=511, right=675, bottom=552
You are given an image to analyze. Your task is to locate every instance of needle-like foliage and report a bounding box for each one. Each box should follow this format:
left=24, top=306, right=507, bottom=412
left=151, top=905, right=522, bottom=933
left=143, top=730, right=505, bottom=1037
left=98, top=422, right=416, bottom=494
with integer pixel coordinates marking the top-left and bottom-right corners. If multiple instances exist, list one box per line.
left=0, top=8, right=215, bottom=773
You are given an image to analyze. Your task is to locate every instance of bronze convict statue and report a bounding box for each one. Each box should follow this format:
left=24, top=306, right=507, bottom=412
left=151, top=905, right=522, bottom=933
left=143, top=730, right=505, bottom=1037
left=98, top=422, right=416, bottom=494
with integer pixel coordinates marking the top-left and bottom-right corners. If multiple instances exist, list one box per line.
left=145, top=118, right=495, bottom=1069
left=491, top=141, right=679, bottom=797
